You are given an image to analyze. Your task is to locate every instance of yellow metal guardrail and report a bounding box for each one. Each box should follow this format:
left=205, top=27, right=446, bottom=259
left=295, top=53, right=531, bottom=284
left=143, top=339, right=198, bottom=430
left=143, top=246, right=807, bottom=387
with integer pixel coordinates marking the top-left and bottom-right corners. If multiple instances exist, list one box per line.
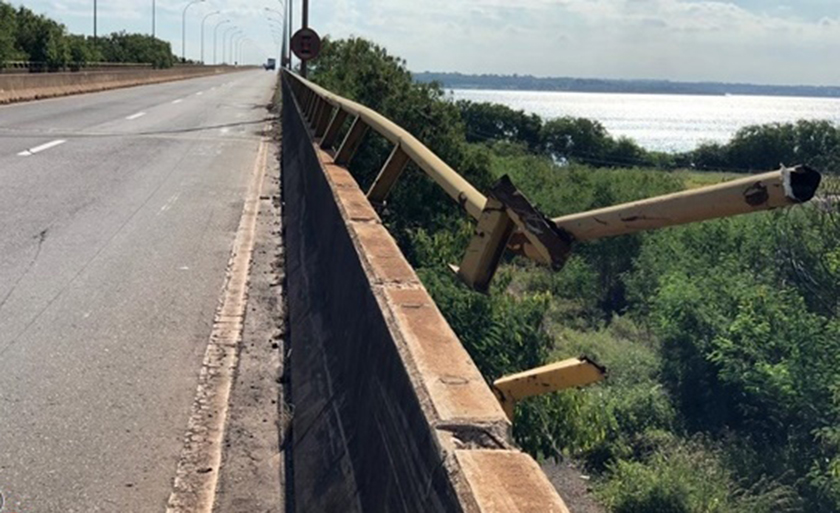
left=284, top=70, right=488, bottom=218
left=283, top=69, right=821, bottom=291
left=283, top=69, right=822, bottom=419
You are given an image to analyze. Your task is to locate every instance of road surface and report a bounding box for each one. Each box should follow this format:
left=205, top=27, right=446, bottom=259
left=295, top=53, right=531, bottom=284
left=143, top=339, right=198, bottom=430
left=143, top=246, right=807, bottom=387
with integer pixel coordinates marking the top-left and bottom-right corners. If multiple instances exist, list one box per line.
left=0, top=70, right=276, bottom=512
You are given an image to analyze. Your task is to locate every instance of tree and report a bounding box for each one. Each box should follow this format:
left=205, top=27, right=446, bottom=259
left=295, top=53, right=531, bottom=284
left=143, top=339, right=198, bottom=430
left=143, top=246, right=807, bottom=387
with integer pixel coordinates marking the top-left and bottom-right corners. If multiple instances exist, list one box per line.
left=458, top=100, right=542, bottom=150
left=0, top=2, right=18, bottom=66
left=541, top=116, right=612, bottom=163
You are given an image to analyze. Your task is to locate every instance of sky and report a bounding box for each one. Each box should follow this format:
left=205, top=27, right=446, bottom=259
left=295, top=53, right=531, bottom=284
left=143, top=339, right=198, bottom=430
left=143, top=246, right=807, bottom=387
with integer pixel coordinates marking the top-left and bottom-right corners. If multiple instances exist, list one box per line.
left=10, top=0, right=840, bottom=85
left=9, top=0, right=284, bottom=65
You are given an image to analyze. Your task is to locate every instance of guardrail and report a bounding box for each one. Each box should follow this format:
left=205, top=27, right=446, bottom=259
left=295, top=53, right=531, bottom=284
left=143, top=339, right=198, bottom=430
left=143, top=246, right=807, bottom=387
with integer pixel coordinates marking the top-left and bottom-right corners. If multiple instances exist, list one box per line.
left=283, top=68, right=823, bottom=425
left=283, top=69, right=822, bottom=291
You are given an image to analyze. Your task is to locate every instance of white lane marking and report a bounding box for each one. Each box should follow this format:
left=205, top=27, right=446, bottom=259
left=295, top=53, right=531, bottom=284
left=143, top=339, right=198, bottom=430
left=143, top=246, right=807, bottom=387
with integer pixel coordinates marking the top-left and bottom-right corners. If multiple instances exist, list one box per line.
left=126, top=111, right=146, bottom=120
left=220, top=127, right=230, bottom=135
left=17, top=139, right=67, bottom=157
left=172, top=99, right=184, bottom=104
left=195, top=91, right=204, bottom=96
left=158, top=193, right=181, bottom=215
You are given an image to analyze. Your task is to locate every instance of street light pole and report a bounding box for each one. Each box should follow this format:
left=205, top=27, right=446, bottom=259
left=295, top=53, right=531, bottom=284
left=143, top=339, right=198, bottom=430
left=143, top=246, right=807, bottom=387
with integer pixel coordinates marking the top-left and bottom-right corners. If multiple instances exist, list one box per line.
left=222, top=26, right=237, bottom=64
left=152, top=0, right=155, bottom=37
left=213, top=20, right=230, bottom=65
left=181, top=0, right=205, bottom=63
left=267, top=18, right=283, bottom=67
left=93, top=0, right=97, bottom=45
left=200, top=11, right=220, bottom=64
left=238, top=38, right=249, bottom=65
left=230, top=31, right=242, bottom=65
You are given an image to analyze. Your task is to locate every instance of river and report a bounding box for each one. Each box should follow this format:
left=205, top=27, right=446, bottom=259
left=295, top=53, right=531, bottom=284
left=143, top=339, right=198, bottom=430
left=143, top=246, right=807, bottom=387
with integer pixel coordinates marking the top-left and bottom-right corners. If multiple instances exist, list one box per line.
left=449, top=89, right=840, bottom=153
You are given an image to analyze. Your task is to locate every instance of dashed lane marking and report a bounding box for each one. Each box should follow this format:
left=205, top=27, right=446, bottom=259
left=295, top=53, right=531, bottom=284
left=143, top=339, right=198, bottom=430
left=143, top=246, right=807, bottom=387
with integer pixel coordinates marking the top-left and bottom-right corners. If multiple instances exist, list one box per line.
left=172, top=99, right=184, bottom=104
left=125, top=112, right=146, bottom=120
left=17, top=139, right=66, bottom=156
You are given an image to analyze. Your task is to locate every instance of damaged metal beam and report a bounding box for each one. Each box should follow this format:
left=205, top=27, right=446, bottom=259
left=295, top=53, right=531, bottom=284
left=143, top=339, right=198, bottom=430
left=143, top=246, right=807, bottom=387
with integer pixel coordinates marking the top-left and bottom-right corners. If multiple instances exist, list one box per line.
left=492, top=357, right=607, bottom=421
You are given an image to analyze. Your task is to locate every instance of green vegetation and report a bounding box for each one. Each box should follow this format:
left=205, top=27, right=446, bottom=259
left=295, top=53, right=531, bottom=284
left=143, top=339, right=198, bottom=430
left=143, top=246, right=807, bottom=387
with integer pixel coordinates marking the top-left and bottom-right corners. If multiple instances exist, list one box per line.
left=309, top=37, right=840, bottom=512
left=0, top=1, right=177, bottom=69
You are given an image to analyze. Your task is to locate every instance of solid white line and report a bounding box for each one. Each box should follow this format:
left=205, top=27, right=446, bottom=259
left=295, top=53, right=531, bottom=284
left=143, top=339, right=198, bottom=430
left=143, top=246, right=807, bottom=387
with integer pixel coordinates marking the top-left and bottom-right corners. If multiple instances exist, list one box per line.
left=17, top=139, right=66, bottom=156
left=172, top=99, right=184, bottom=104
left=125, top=112, right=146, bottom=120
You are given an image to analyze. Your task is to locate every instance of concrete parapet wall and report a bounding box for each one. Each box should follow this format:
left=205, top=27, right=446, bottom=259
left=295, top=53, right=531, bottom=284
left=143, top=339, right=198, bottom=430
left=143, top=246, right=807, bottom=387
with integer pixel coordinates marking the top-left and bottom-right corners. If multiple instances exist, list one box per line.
left=0, top=66, right=246, bottom=104
left=281, top=78, right=569, bottom=512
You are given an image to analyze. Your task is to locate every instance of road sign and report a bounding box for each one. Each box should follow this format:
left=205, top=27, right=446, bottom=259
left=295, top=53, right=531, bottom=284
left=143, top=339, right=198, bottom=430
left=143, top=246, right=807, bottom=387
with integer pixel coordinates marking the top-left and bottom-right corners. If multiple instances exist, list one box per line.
left=291, top=28, right=321, bottom=61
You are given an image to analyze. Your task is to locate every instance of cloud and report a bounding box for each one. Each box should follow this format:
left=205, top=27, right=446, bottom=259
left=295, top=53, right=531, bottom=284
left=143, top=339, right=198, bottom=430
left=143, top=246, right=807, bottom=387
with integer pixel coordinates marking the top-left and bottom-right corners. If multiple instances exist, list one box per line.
left=311, top=0, right=840, bottom=85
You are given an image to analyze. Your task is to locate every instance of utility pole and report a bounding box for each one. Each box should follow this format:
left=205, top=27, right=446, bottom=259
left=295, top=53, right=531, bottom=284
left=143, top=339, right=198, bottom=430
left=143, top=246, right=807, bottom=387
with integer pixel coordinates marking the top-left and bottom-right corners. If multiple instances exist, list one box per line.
left=93, top=0, right=97, bottom=45
left=152, top=0, right=156, bottom=37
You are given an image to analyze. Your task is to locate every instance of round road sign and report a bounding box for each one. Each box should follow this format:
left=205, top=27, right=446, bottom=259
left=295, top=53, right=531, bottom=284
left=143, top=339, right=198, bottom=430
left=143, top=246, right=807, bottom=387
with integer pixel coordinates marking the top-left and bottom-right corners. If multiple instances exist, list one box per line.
left=291, top=28, right=322, bottom=61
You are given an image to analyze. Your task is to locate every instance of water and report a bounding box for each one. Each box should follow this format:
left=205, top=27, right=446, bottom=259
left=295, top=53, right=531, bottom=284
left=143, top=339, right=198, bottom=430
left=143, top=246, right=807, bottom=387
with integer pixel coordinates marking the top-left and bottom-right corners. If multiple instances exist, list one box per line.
left=449, top=89, right=840, bottom=153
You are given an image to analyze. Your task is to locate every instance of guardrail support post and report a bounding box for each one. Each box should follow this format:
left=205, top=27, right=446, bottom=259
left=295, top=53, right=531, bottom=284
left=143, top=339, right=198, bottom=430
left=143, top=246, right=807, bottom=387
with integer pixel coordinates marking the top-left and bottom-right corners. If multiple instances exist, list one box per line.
left=310, top=98, right=326, bottom=129
left=305, top=92, right=319, bottom=121
left=320, top=109, right=349, bottom=150
left=453, top=197, right=515, bottom=292
left=314, top=102, right=334, bottom=138
left=335, top=117, right=369, bottom=166
left=368, top=146, right=410, bottom=204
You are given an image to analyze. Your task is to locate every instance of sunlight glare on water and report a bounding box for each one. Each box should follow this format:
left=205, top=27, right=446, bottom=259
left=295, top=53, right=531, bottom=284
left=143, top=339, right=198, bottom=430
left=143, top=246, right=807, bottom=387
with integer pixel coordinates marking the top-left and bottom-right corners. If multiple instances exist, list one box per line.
left=449, top=89, right=840, bottom=153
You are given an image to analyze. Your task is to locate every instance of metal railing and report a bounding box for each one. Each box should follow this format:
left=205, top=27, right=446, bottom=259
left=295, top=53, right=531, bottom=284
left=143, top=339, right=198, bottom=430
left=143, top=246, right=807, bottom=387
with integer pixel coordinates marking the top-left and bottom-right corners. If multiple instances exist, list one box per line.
left=283, top=69, right=822, bottom=291
left=283, top=68, right=824, bottom=420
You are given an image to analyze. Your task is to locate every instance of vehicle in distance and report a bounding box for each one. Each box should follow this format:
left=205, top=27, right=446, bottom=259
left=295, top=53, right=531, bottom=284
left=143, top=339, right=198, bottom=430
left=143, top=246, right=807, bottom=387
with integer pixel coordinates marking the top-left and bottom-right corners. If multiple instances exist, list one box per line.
left=265, top=58, right=276, bottom=70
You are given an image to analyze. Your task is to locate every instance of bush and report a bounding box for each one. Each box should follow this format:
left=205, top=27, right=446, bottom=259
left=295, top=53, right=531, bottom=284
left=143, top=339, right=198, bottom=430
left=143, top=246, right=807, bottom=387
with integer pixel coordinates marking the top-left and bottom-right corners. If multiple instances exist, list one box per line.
left=598, top=442, right=799, bottom=513
left=687, top=120, right=840, bottom=173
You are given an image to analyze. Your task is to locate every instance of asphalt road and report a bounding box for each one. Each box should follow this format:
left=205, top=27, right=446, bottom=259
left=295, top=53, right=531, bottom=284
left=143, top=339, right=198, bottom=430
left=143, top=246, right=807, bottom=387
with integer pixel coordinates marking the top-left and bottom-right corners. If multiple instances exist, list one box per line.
left=0, top=70, right=276, bottom=512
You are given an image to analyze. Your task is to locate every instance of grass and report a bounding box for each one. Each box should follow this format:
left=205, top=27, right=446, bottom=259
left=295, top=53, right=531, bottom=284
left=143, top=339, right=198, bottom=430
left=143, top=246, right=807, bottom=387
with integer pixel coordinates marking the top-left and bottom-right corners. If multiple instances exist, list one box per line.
left=676, top=170, right=744, bottom=189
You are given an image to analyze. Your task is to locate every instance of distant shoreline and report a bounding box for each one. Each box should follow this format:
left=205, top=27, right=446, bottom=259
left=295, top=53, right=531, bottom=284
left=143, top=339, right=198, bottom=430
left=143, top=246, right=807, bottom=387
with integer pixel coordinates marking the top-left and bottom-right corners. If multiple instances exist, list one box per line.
left=414, top=72, right=840, bottom=99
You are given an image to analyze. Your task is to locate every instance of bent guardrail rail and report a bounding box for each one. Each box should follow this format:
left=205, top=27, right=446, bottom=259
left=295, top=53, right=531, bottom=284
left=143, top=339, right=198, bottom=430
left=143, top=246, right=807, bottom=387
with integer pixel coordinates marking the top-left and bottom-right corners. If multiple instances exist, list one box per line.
left=283, top=69, right=822, bottom=291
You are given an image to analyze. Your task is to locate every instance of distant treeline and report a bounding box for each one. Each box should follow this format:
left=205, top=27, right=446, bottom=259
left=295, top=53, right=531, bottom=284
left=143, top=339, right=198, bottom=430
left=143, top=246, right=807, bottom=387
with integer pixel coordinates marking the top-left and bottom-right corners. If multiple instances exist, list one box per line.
left=0, top=1, right=178, bottom=70
left=415, top=71, right=840, bottom=99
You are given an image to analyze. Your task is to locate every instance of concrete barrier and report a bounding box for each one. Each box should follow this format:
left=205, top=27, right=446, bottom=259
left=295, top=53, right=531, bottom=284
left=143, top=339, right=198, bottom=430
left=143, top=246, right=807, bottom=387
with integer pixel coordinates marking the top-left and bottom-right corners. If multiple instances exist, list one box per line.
left=282, top=78, right=569, bottom=512
left=0, top=66, right=248, bottom=104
